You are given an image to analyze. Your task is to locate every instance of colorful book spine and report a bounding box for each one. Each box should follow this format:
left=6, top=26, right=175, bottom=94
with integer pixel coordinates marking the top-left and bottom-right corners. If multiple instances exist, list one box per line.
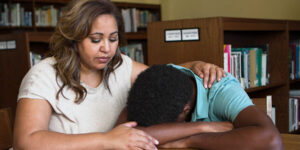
left=223, top=44, right=231, bottom=73
left=256, top=48, right=263, bottom=86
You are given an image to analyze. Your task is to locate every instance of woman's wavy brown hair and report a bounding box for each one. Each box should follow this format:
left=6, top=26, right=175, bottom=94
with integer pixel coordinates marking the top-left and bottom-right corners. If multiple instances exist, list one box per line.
left=48, top=0, right=124, bottom=103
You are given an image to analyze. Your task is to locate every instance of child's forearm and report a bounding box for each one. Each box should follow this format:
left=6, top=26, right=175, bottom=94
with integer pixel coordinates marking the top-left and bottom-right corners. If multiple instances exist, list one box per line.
left=137, top=121, right=233, bottom=145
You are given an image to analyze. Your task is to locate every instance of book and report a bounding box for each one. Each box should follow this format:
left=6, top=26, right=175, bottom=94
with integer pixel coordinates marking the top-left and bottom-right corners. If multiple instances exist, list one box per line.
left=120, top=43, right=144, bottom=63
left=266, top=95, right=272, bottom=119
left=122, top=9, right=132, bottom=32
left=252, top=95, right=272, bottom=119
left=223, top=44, right=231, bottom=73
left=272, top=106, right=276, bottom=125
left=289, top=92, right=300, bottom=132
left=30, top=51, right=43, bottom=67
left=255, top=48, right=263, bottom=86
left=249, top=48, right=257, bottom=87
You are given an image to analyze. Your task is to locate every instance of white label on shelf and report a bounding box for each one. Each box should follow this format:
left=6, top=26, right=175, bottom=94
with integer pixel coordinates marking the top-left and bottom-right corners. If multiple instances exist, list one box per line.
left=0, top=41, right=7, bottom=50
left=182, top=28, right=199, bottom=41
left=165, top=30, right=182, bottom=42
left=7, top=40, right=16, bottom=49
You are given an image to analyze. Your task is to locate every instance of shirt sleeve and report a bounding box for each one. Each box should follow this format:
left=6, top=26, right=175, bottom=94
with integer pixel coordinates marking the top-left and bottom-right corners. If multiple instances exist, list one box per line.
left=211, top=79, right=254, bottom=122
left=18, top=58, right=59, bottom=103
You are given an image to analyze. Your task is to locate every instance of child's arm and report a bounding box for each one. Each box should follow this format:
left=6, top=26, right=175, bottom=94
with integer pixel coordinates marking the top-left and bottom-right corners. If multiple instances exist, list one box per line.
left=116, top=107, right=233, bottom=144
left=138, top=121, right=232, bottom=144
left=160, top=106, right=283, bottom=150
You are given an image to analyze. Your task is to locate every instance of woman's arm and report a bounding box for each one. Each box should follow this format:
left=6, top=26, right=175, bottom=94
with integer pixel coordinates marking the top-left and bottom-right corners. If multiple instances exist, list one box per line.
left=13, top=99, right=158, bottom=150
left=131, top=60, right=225, bottom=87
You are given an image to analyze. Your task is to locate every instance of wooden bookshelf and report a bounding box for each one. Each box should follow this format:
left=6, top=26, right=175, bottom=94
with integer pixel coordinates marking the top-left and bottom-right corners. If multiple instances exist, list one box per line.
left=124, top=32, right=148, bottom=40
left=288, top=20, right=300, bottom=133
left=147, top=17, right=293, bottom=133
left=0, top=0, right=161, bottom=123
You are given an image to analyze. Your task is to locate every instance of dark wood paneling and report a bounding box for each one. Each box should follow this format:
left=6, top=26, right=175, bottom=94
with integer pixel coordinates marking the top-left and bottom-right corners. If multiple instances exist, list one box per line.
left=288, top=21, right=300, bottom=31
left=0, top=107, right=13, bottom=150
left=148, top=20, right=183, bottom=65
left=0, top=33, right=31, bottom=119
left=222, top=17, right=286, bottom=31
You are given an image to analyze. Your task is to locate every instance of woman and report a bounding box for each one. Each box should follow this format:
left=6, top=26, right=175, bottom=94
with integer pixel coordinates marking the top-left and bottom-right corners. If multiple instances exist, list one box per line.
left=13, top=0, right=225, bottom=149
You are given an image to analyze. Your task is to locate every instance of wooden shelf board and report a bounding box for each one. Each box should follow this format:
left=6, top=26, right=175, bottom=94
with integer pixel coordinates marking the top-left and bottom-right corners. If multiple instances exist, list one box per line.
left=245, top=82, right=286, bottom=93
left=35, top=26, right=56, bottom=29
left=34, top=0, right=71, bottom=4
left=26, top=32, right=53, bottom=43
left=0, top=26, right=33, bottom=30
left=114, top=2, right=160, bottom=10
left=125, top=32, right=147, bottom=40
left=290, top=78, right=300, bottom=84
left=288, top=21, right=300, bottom=31
left=11, top=0, right=33, bottom=2
left=221, top=17, right=287, bottom=31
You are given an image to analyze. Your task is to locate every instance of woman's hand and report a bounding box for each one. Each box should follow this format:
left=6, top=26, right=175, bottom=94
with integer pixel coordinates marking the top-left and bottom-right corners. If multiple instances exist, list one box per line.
left=105, top=122, right=159, bottom=150
left=184, top=61, right=226, bottom=88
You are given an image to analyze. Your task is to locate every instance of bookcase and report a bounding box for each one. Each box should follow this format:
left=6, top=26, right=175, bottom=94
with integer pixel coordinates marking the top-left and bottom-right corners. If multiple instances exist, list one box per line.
left=288, top=20, right=300, bottom=134
left=0, top=31, right=50, bottom=120
left=0, top=0, right=161, bottom=120
left=147, top=17, right=293, bottom=133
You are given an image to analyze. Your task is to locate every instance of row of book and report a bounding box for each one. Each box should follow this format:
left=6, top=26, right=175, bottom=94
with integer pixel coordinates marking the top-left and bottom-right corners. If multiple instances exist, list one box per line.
left=290, top=39, right=300, bottom=80
left=30, top=44, right=144, bottom=68
left=289, top=90, right=300, bottom=132
left=121, top=8, right=159, bottom=33
left=35, top=5, right=66, bottom=27
left=30, top=43, right=144, bottom=67
left=0, top=3, right=32, bottom=26
left=0, top=3, right=65, bottom=27
left=120, top=43, right=144, bottom=63
left=223, top=44, right=269, bottom=89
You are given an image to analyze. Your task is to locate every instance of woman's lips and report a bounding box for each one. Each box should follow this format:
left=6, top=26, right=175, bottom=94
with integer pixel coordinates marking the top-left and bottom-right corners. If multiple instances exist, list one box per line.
left=96, top=57, right=110, bottom=63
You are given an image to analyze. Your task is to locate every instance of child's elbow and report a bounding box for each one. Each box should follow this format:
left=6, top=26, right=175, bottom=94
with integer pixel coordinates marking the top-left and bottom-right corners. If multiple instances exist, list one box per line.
left=264, top=130, right=283, bottom=150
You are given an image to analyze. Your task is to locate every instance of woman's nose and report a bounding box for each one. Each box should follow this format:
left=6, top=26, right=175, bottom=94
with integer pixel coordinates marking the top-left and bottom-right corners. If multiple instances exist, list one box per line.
left=100, top=40, right=110, bottom=53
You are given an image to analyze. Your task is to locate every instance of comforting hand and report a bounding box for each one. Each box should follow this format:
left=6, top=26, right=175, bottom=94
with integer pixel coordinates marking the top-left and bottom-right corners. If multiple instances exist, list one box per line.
left=190, top=61, right=226, bottom=88
left=106, top=122, right=159, bottom=150
left=203, top=121, right=234, bottom=133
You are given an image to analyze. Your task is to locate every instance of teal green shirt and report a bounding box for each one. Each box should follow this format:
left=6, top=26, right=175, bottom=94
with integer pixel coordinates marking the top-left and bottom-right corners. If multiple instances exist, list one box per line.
left=169, top=64, right=254, bottom=122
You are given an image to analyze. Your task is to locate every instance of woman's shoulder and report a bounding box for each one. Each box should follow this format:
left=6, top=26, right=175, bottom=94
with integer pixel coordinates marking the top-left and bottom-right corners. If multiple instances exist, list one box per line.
left=114, top=54, right=132, bottom=71
left=30, top=57, right=56, bottom=71
left=18, top=57, right=59, bottom=101
left=25, top=57, right=57, bottom=81
left=120, top=54, right=132, bottom=66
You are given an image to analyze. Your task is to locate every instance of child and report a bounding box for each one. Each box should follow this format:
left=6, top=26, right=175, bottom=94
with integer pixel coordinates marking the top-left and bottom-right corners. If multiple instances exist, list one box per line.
left=122, top=64, right=283, bottom=150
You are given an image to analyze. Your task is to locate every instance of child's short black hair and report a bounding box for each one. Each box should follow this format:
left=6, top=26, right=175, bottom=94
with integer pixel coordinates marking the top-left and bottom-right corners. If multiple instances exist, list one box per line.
left=127, top=64, right=194, bottom=126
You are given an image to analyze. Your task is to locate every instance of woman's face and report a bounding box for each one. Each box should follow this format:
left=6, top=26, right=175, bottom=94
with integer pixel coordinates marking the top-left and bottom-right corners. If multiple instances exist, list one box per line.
left=78, top=14, right=119, bottom=72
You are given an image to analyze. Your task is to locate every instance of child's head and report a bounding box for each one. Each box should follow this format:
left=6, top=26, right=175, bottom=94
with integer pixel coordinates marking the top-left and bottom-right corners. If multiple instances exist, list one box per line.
left=127, top=65, right=195, bottom=127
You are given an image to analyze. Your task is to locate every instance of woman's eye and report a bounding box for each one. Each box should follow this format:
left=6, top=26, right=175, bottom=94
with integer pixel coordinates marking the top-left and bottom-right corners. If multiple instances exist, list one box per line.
left=91, top=38, right=100, bottom=43
left=109, top=38, right=118, bottom=42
